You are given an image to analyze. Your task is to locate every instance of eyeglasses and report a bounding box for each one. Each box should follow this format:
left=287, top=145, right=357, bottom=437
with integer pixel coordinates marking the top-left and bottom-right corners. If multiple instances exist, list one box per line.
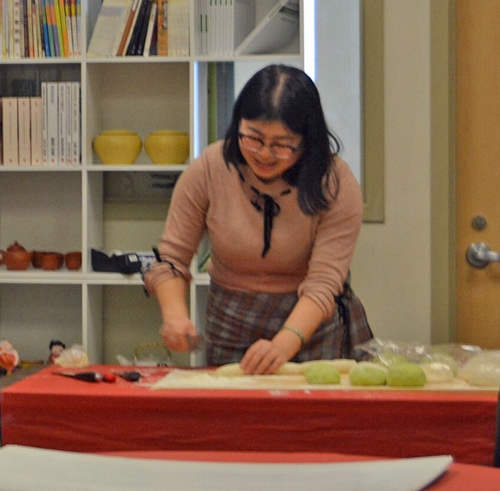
left=238, top=133, right=300, bottom=160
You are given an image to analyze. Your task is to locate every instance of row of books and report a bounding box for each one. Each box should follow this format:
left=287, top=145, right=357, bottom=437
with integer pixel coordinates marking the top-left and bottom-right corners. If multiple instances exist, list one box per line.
left=87, top=0, right=189, bottom=58
left=196, top=0, right=299, bottom=57
left=0, top=0, right=81, bottom=59
left=0, top=82, right=80, bottom=167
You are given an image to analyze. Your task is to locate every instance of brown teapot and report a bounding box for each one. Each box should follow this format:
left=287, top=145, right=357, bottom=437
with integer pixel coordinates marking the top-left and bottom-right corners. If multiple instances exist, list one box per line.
left=0, top=241, right=32, bottom=271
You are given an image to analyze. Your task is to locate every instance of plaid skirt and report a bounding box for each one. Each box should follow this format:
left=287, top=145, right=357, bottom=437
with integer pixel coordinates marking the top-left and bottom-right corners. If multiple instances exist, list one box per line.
left=204, top=278, right=373, bottom=366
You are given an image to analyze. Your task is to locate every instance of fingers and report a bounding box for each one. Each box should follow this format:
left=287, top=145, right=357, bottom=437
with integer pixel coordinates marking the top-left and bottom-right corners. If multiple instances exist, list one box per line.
left=240, top=340, right=287, bottom=375
left=159, top=321, right=195, bottom=352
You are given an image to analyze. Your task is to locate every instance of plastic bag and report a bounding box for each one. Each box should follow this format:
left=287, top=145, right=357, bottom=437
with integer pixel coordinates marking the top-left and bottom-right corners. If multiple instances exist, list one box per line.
left=54, top=344, right=90, bottom=368
left=355, top=338, right=481, bottom=378
left=458, top=350, right=500, bottom=386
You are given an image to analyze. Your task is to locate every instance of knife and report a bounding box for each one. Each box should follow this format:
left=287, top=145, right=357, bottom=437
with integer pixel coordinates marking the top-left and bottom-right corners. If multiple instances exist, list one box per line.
left=186, top=333, right=208, bottom=352
left=53, top=372, right=116, bottom=383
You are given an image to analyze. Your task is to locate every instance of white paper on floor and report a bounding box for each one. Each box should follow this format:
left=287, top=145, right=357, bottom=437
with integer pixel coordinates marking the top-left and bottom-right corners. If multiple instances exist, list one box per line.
left=0, top=445, right=452, bottom=491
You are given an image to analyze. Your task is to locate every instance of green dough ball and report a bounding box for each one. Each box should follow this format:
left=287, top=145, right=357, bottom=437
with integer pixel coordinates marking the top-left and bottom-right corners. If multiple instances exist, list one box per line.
left=373, top=352, right=409, bottom=368
left=387, top=363, right=426, bottom=387
left=304, top=363, right=341, bottom=385
left=349, top=362, right=387, bottom=386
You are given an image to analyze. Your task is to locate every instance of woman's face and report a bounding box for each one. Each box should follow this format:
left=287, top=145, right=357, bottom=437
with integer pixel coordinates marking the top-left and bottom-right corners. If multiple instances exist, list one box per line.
left=238, top=119, right=303, bottom=183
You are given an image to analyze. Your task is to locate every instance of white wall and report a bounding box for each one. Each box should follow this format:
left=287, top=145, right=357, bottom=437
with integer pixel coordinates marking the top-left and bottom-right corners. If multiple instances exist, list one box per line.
left=351, top=0, right=433, bottom=344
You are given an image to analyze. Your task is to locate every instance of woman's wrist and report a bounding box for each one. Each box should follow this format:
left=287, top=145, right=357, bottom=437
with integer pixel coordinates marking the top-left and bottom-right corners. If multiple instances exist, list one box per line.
left=271, top=325, right=306, bottom=360
left=281, top=325, right=306, bottom=350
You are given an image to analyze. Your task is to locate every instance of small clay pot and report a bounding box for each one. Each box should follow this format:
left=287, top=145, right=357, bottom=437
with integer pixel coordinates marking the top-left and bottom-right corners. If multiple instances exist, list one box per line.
left=0, top=250, right=32, bottom=270
left=32, top=251, right=47, bottom=269
left=56, top=253, right=64, bottom=268
left=65, top=251, right=82, bottom=270
left=41, top=253, right=61, bottom=271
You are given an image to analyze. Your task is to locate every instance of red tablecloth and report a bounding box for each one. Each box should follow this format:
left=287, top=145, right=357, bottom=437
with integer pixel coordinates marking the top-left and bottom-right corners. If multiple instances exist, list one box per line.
left=1, top=365, right=498, bottom=465
left=100, top=450, right=500, bottom=491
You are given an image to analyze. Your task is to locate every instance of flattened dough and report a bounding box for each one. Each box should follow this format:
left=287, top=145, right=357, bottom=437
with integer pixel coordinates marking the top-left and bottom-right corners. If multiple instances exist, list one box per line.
left=301, top=359, right=357, bottom=374
left=215, top=362, right=304, bottom=376
left=276, top=362, right=304, bottom=375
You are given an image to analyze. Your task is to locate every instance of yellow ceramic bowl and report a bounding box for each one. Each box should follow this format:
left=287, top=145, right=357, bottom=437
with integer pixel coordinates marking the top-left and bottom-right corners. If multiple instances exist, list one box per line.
left=93, top=132, right=142, bottom=165
left=99, top=129, right=137, bottom=136
left=144, top=130, right=189, bottom=165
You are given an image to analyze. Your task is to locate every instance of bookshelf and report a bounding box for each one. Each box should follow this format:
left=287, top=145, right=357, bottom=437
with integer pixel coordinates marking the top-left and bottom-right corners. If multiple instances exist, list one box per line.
left=0, top=0, right=303, bottom=366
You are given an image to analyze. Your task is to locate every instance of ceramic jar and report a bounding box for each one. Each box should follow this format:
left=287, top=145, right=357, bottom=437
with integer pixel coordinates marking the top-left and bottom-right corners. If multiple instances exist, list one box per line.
left=93, top=130, right=142, bottom=165
left=144, top=130, right=189, bottom=165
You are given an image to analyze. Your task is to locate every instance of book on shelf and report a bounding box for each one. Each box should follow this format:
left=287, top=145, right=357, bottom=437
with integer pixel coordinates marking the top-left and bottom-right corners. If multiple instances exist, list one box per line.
left=1, top=98, right=19, bottom=166
left=156, top=0, right=168, bottom=56
left=87, top=0, right=132, bottom=57
left=143, top=1, right=157, bottom=56
left=115, top=0, right=139, bottom=56
left=65, top=81, right=72, bottom=166
left=121, top=0, right=143, bottom=55
left=43, top=0, right=56, bottom=57
left=18, top=97, right=31, bottom=166
left=49, top=0, right=61, bottom=56
left=196, top=0, right=255, bottom=57
left=167, top=0, right=188, bottom=56
left=56, top=0, right=68, bottom=57
left=57, top=82, right=66, bottom=165
left=63, top=0, right=74, bottom=57
left=127, top=0, right=150, bottom=55
left=70, top=81, right=80, bottom=165
left=46, top=82, right=58, bottom=165
left=41, top=81, right=48, bottom=165
left=135, top=0, right=153, bottom=55
left=234, top=0, right=299, bottom=56
left=30, top=96, right=43, bottom=166
left=70, top=0, right=79, bottom=55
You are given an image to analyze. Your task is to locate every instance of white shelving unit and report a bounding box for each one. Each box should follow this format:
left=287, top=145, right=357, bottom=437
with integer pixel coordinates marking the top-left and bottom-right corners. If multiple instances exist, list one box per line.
left=0, top=0, right=304, bottom=365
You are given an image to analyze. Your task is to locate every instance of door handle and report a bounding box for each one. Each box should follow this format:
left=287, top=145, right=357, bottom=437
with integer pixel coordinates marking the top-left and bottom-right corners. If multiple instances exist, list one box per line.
left=466, top=242, right=500, bottom=268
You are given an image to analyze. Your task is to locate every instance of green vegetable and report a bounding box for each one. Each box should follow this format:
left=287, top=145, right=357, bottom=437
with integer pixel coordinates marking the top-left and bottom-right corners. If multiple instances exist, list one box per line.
left=304, top=363, right=341, bottom=385
left=349, top=362, right=387, bottom=386
left=387, top=362, right=426, bottom=387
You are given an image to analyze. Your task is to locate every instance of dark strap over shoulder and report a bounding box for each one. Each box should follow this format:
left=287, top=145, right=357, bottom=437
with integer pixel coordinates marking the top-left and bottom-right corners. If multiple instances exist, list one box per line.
left=335, top=272, right=374, bottom=360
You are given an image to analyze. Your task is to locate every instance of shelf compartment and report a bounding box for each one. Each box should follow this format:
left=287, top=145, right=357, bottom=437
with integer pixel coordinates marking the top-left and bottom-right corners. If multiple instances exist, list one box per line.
left=85, top=62, right=191, bottom=166
left=0, top=172, right=82, bottom=255
left=0, top=284, right=83, bottom=363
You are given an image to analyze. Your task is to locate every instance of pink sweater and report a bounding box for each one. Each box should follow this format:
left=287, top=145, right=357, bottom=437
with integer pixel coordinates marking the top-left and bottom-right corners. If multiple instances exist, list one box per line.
left=144, top=141, right=363, bottom=319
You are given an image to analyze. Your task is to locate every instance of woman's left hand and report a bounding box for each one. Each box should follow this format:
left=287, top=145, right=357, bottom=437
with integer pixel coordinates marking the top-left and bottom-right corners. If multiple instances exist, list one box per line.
left=240, top=339, right=288, bottom=375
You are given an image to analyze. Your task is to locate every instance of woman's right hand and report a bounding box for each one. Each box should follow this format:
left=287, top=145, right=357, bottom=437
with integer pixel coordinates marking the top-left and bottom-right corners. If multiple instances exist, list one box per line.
left=159, top=316, right=197, bottom=352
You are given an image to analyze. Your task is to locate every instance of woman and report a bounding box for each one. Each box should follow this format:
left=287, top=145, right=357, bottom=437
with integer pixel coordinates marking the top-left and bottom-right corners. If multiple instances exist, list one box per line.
left=144, top=64, right=372, bottom=374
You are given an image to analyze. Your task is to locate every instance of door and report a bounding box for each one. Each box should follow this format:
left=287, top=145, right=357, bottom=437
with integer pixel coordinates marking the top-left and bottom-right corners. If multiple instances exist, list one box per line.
left=456, top=0, right=500, bottom=348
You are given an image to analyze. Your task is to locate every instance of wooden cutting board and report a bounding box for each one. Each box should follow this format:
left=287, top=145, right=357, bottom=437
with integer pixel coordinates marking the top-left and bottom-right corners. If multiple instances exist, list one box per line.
left=151, top=370, right=499, bottom=392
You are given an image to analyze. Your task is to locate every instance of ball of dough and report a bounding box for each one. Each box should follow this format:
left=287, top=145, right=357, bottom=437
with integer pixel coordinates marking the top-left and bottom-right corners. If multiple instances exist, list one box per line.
left=420, top=361, right=454, bottom=383
left=428, top=354, right=459, bottom=377
left=349, top=362, right=388, bottom=386
left=304, top=363, right=341, bottom=385
left=387, top=363, right=426, bottom=387
left=214, top=363, right=246, bottom=377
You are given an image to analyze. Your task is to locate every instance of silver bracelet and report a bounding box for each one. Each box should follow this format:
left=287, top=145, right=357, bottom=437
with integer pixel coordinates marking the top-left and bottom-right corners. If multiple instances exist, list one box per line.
left=281, top=325, right=306, bottom=350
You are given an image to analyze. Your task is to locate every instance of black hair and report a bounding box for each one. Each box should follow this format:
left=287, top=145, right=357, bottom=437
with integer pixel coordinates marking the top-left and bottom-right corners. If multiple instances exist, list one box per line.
left=223, top=64, right=341, bottom=215
left=49, top=340, right=66, bottom=350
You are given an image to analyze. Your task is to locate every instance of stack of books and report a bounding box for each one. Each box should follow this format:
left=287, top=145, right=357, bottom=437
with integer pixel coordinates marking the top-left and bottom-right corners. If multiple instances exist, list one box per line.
left=87, top=0, right=189, bottom=58
left=0, top=81, right=80, bottom=166
left=195, top=0, right=299, bottom=57
left=0, top=0, right=81, bottom=59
